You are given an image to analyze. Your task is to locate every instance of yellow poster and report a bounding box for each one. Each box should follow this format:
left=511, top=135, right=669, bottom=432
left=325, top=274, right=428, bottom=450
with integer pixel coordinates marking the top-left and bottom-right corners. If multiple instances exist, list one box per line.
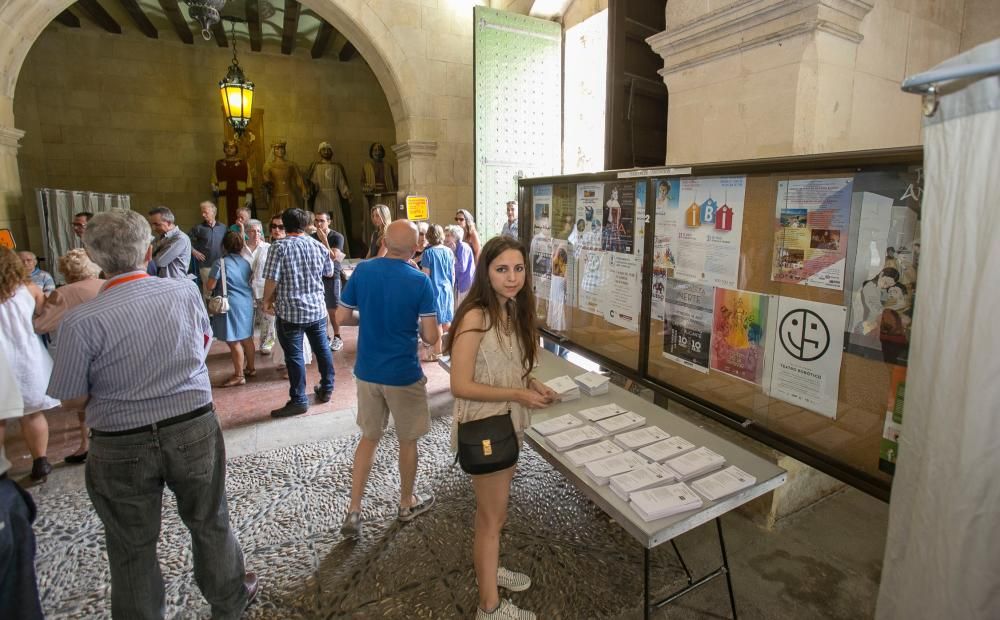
left=406, top=196, right=429, bottom=221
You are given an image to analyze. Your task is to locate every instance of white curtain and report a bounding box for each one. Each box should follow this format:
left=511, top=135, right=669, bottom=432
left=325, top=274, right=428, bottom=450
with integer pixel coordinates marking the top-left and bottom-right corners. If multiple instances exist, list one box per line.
left=35, top=189, right=130, bottom=280
left=877, top=39, right=1000, bottom=619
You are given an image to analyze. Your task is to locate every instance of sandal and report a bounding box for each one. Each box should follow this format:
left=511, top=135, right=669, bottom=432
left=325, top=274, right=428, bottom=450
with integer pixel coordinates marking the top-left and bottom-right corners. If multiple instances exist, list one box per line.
left=222, top=375, right=246, bottom=387
left=244, top=368, right=257, bottom=378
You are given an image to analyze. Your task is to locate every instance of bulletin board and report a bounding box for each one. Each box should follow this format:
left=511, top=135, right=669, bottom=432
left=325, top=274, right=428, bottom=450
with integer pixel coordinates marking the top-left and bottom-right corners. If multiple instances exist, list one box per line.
left=520, top=148, right=923, bottom=499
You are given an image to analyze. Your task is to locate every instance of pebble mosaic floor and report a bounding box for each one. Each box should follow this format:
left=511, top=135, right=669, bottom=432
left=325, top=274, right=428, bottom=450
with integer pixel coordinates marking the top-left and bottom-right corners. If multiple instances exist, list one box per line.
left=34, top=417, right=693, bottom=619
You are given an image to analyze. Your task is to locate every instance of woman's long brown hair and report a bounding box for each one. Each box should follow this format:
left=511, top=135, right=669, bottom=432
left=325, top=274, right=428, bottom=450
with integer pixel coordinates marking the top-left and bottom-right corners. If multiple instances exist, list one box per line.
left=0, top=247, right=29, bottom=303
left=445, top=236, right=537, bottom=378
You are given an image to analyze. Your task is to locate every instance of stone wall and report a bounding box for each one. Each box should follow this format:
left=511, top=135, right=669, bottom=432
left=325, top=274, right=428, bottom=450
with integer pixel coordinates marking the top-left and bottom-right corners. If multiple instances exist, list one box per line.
left=14, top=24, right=396, bottom=247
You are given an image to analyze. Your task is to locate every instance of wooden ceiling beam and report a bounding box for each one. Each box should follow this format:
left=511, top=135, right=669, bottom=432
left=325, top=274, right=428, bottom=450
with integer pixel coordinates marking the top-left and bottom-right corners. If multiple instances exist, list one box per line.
left=281, top=0, right=301, bottom=55
left=339, top=41, right=356, bottom=62
left=211, top=21, right=228, bottom=47
left=54, top=10, right=81, bottom=28
left=117, top=0, right=158, bottom=39
left=246, top=0, right=263, bottom=52
left=311, top=21, right=334, bottom=59
left=78, top=0, right=122, bottom=34
left=159, top=0, right=194, bottom=45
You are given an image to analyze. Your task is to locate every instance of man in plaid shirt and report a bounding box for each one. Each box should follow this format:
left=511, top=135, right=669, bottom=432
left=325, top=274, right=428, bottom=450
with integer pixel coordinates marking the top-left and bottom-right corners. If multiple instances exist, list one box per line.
left=262, top=208, right=336, bottom=417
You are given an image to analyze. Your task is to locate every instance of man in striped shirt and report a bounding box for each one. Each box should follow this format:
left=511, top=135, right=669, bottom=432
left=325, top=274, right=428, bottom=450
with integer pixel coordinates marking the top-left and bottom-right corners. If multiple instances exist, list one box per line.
left=261, top=208, right=336, bottom=418
left=47, top=209, right=258, bottom=619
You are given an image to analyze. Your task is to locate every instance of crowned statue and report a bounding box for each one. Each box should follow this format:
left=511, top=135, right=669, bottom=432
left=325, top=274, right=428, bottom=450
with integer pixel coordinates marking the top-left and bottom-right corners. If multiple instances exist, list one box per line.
left=307, top=141, right=352, bottom=252
left=211, top=139, right=254, bottom=226
left=262, top=140, right=307, bottom=213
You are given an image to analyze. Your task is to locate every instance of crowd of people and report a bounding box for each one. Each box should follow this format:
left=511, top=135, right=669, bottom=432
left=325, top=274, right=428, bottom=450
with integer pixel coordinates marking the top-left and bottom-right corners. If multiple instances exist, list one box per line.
left=0, top=197, right=550, bottom=619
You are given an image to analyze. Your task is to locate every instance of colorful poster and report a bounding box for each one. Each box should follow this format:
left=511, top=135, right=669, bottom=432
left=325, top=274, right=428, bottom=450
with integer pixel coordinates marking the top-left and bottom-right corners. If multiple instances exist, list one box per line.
left=634, top=180, right=646, bottom=257
left=546, top=240, right=570, bottom=330
left=663, top=278, right=715, bottom=373
left=665, top=176, right=746, bottom=288
left=530, top=235, right=552, bottom=300
left=601, top=182, right=636, bottom=254
left=574, top=182, right=604, bottom=251
left=532, top=185, right=552, bottom=238
left=651, top=177, right=680, bottom=322
left=710, top=289, right=770, bottom=385
left=879, top=365, right=907, bottom=475
left=766, top=297, right=846, bottom=419
left=551, top=184, right=577, bottom=240
left=577, top=249, right=606, bottom=316
left=600, top=253, right=642, bottom=331
left=770, top=177, right=853, bottom=290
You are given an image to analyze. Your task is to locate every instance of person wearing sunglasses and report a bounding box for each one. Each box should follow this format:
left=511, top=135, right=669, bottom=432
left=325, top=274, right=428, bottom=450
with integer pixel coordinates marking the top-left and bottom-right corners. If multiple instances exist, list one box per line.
left=454, top=209, right=482, bottom=263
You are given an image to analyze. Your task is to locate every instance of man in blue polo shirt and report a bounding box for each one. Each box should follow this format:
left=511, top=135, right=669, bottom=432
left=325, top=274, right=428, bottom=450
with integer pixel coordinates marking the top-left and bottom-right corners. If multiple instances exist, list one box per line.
left=336, top=219, right=439, bottom=537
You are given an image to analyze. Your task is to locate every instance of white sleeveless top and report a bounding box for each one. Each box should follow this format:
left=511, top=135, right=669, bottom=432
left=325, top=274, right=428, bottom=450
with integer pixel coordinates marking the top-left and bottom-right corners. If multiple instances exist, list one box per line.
left=0, top=286, right=60, bottom=414
left=451, top=319, right=530, bottom=451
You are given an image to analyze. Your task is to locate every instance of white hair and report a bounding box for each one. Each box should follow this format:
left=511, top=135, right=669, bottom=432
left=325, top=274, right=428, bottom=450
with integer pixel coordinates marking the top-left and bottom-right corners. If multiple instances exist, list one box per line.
left=200, top=201, right=218, bottom=216
left=248, top=218, right=263, bottom=232
left=445, top=224, right=464, bottom=241
left=84, top=209, right=151, bottom=274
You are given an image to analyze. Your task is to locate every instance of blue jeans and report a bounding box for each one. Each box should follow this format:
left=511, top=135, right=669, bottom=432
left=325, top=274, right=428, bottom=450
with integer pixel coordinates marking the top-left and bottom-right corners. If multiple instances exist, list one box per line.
left=276, top=316, right=335, bottom=405
left=85, top=411, right=248, bottom=620
left=0, top=477, right=43, bottom=619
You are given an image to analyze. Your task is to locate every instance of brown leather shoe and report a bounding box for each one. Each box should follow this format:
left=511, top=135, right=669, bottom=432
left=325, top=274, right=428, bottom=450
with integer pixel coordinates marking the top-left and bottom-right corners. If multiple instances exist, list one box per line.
left=244, top=572, right=260, bottom=605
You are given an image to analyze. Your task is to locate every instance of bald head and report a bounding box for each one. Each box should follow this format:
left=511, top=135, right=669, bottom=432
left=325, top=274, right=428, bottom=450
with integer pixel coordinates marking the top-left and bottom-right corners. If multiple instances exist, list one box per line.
left=384, top=219, right=419, bottom=259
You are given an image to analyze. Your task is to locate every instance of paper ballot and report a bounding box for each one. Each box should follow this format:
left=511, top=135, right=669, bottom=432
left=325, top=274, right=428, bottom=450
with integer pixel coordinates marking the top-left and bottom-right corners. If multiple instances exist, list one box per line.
left=629, top=482, right=703, bottom=521
left=577, top=403, right=630, bottom=422
left=566, top=440, right=623, bottom=467
left=574, top=371, right=610, bottom=396
left=691, top=466, right=756, bottom=501
left=546, top=425, right=604, bottom=452
left=531, top=413, right=585, bottom=436
left=613, top=426, right=670, bottom=450
left=638, top=436, right=696, bottom=462
left=584, top=451, right=648, bottom=485
left=544, top=375, right=580, bottom=401
left=595, top=411, right=646, bottom=434
left=610, top=462, right=680, bottom=501
left=666, top=447, right=726, bottom=480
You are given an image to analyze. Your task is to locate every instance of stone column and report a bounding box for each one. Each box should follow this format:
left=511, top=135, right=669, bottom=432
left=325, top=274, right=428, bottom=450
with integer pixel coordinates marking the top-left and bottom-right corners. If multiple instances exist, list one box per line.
left=0, top=125, right=26, bottom=242
left=647, top=0, right=875, bottom=164
left=391, top=139, right=438, bottom=219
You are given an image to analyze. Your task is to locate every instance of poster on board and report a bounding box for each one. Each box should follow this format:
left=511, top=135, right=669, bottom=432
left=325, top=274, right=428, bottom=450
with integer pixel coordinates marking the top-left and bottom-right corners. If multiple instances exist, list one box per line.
left=575, top=183, right=604, bottom=251
left=879, top=365, right=907, bottom=475
left=600, top=253, right=642, bottom=331
left=546, top=240, right=570, bottom=330
left=664, top=176, right=746, bottom=288
left=532, top=185, right=553, bottom=238
left=551, top=184, right=577, bottom=241
left=601, top=182, right=636, bottom=254
left=710, top=289, right=770, bottom=385
left=766, top=297, right=846, bottom=419
left=577, top=249, right=606, bottom=316
left=530, top=235, right=552, bottom=300
left=663, top=278, right=715, bottom=373
left=770, top=177, right=853, bottom=290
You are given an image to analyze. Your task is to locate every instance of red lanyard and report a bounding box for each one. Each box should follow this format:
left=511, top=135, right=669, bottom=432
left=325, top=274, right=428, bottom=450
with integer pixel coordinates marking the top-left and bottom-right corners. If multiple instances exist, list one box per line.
left=101, top=272, right=150, bottom=292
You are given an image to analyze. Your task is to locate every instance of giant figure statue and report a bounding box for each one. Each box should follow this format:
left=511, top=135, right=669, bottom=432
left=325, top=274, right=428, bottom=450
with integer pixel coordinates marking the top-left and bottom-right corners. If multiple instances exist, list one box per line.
left=212, top=139, right=254, bottom=226
left=307, top=141, right=352, bottom=254
left=262, top=140, right=307, bottom=214
left=361, top=142, right=397, bottom=255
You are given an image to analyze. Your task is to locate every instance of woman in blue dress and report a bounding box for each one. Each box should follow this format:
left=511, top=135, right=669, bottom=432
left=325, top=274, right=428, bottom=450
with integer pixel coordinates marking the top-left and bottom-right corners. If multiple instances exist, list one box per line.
left=207, top=231, right=256, bottom=386
left=420, top=224, right=455, bottom=360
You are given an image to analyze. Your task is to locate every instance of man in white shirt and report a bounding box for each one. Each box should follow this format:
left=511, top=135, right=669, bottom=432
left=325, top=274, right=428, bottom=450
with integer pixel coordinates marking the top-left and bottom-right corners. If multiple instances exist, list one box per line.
left=242, top=219, right=274, bottom=353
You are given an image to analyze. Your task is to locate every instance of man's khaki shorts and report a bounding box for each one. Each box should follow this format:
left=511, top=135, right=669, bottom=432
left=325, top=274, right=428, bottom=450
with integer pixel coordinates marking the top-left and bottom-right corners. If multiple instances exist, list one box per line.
left=356, top=376, right=430, bottom=441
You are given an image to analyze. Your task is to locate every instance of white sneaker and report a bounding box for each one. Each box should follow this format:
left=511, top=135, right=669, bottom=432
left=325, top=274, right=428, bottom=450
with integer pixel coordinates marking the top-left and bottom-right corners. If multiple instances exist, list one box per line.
left=330, top=335, right=344, bottom=351
left=497, top=567, right=531, bottom=592
left=475, top=599, right=536, bottom=620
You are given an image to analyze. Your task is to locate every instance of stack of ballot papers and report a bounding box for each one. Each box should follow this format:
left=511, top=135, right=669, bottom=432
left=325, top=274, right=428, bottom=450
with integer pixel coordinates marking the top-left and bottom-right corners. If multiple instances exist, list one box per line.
left=613, top=426, right=670, bottom=450
left=577, top=403, right=630, bottom=422
left=638, top=436, right=696, bottom=462
left=583, top=451, right=647, bottom=485
left=595, top=411, right=646, bottom=434
left=544, top=375, right=580, bottom=401
left=691, top=466, right=756, bottom=501
left=666, top=446, right=726, bottom=480
left=574, top=371, right=610, bottom=396
left=629, top=482, right=703, bottom=521
left=609, top=462, right=680, bottom=501
left=566, top=440, right=623, bottom=467
left=546, top=425, right=604, bottom=451
left=531, top=413, right=585, bottom=436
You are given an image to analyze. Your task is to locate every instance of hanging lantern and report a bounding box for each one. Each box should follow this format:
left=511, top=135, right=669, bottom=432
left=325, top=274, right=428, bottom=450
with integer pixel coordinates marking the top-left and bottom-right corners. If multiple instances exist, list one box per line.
left=219, top=21, right=253, bottom=136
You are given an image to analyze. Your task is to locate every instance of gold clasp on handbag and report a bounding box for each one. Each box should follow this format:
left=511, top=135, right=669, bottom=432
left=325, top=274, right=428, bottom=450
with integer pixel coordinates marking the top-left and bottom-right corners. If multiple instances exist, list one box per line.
left=482, top=439, right=493, bottom=456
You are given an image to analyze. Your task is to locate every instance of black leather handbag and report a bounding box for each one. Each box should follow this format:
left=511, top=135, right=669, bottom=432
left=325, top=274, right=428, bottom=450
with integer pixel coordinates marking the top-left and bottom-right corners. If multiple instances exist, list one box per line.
left=456, top=409, right=519, bottom=475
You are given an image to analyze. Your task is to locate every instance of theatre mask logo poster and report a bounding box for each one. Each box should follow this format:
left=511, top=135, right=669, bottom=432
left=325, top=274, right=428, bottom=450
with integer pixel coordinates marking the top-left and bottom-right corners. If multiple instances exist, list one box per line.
left=710, top=289, right=769, bottom=385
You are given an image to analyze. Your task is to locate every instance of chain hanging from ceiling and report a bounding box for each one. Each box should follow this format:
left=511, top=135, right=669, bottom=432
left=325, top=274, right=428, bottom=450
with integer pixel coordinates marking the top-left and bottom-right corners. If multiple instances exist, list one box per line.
left=184, top=0, right=227, bottom=41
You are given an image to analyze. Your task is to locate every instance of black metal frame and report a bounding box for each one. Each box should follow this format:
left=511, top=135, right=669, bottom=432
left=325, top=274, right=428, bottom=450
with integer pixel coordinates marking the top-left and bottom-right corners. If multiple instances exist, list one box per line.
left=643, top=517, right=737, bottom=619
left=524, top=146, right=924, bottom=502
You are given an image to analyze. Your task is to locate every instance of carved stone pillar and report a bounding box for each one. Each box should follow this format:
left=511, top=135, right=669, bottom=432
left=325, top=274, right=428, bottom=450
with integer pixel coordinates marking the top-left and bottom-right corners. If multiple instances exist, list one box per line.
left=0, top=126, right=26, bottom=240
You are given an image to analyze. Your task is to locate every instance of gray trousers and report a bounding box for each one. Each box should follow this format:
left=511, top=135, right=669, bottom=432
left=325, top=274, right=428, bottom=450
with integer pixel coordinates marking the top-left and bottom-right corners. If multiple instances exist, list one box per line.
left=85, top=411, right=247, bottom=620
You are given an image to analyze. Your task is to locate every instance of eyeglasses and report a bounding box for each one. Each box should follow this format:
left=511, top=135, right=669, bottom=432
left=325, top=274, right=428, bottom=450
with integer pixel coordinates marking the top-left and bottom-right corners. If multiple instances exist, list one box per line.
left=271, top=224, right=284, bottom=230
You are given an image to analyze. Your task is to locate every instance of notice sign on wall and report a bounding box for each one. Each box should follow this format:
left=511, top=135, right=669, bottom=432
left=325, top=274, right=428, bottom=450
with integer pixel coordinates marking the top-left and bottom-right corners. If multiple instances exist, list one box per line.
left=406, top=196, right=429, bottom=221
left=0, top=229, right=14, bottom=249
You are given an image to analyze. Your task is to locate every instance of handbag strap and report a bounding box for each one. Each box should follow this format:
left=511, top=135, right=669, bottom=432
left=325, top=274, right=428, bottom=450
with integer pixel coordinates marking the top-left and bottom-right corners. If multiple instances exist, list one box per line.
left=220, top=256, right=228, bottom=299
